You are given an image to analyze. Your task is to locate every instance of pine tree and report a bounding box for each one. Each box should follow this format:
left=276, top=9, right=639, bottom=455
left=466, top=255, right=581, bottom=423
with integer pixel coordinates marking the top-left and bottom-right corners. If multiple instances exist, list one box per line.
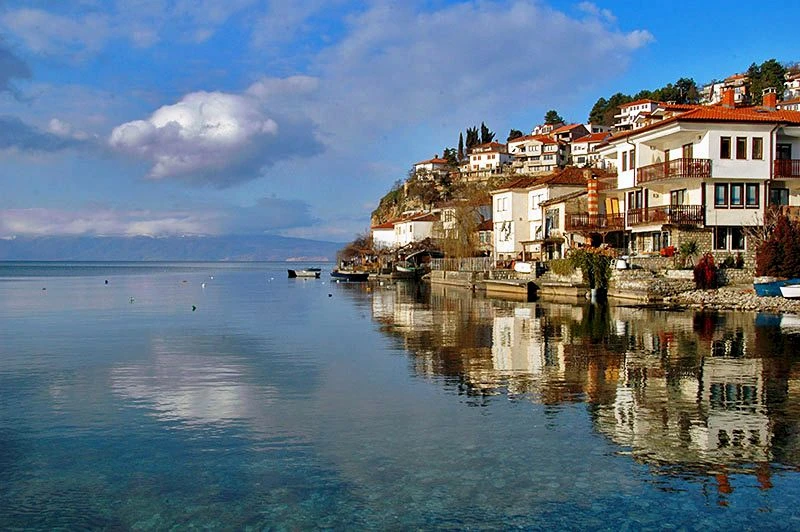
left=457, top=132, right=464, bottom=160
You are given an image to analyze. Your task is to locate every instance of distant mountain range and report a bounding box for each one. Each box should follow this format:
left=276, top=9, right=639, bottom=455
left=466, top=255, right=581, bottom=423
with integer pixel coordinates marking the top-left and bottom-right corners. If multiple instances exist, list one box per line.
left=0, top=235, right=343, bottom=261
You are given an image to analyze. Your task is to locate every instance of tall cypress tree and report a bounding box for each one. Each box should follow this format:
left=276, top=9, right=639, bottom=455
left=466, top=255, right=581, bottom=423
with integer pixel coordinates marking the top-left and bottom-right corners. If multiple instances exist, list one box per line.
left=458, top=132, right=464, bottom=160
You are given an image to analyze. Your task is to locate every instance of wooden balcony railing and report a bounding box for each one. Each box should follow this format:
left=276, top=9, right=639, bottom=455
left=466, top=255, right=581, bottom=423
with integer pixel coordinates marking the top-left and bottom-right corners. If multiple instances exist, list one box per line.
left=627, top=205, right=704, bottom=226
left=774, top=160, right=800, bottom=178
left=565, top=214, right=625, bottom=232
left=637, top=158, right=711, bottom=185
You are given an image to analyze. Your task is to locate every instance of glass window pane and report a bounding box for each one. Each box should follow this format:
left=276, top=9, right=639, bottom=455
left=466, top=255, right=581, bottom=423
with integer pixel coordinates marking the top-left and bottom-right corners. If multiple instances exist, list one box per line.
left=730, top=184, right=743, bottom=206
left=731, top=227, right=745, bottom=250
left=720, top=137, right=731, bottom=159
left=746, top=184, right=759, bottom=206
left=715, top=184, right=728, bottom=206
left=714, top=227, right=728, bottom=250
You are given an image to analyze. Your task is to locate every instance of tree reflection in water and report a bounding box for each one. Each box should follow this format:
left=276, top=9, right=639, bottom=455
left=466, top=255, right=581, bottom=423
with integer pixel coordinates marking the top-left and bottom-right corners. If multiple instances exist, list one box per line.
left=363, top=281, right=800, bottom=499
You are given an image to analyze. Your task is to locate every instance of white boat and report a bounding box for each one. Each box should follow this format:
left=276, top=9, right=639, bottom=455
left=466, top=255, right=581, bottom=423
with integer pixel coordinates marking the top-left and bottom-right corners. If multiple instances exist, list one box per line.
left=779, top=284, right=800, bottom=299
left=288, top=268, right=321, bottom=278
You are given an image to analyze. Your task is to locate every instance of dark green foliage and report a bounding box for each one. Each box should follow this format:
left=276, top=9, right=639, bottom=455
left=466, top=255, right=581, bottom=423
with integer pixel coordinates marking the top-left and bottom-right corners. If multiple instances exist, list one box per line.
left=568, top=247, right=614, bottom=289
left=587, top=79, right=699, bottom=125
left=442, top=147, right=458, bottom=166
left=458, top=133, right=464, bottom=160
left=465, top=126, right=479, bottom=151
left=756, top=214, right=800, bottom=277
left=748, top=59, right=786, bottom=104
left=507, top=129, right=524, bottom=141
left=480, top=122, right=495, bottom=144
left=693, top=253, right=718, bottom=289
left=544, top=109, right=564, bottom=125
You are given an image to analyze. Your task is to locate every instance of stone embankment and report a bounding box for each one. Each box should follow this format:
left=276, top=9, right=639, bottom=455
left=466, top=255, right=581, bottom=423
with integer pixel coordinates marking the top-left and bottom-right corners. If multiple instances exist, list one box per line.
left=664, top=286, right=800, bottom=313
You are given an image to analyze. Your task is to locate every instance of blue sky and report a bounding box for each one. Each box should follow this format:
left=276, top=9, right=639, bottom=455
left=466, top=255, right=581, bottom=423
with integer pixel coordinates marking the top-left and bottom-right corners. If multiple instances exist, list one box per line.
left=0, top=0, right=797, bottom=242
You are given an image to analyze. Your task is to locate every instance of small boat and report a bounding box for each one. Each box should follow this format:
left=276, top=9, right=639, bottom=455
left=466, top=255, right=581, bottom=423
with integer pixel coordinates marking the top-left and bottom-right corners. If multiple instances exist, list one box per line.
left=330, top=270, right=369, bottom=282
left=288, top=268, right=321, bottom=278
left=780, top=284, right=800, bottom=299
left=754, top=277, right=800, bottom=297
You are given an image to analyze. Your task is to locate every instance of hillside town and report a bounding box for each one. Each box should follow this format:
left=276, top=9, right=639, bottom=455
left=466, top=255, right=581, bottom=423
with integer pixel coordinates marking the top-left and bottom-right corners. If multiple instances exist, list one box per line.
left=354, top=65, right=800, bottom=302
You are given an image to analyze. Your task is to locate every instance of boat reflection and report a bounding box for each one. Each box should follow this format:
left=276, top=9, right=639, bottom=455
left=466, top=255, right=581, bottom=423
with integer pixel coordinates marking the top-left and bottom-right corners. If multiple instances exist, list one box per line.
left=367, top=281, right=800, bottom=493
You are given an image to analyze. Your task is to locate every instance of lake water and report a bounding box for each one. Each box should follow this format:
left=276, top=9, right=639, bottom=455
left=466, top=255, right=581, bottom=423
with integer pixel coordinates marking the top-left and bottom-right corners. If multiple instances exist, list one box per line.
left=2, top=261, right=800, bottom=529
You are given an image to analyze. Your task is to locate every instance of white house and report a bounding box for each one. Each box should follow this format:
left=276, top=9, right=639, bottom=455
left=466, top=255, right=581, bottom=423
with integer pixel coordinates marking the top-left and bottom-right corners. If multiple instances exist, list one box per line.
left=785, top=71, right=800, bottom=100
left=596, top=96, right=800, bottom=254
left=613, top=99, right=660, bottom=131
left=371, top=220, right=397, bottom=250
left=414, top=155, right=450, bottom=179
left=465, top=142, right=511, bottom=180
left=570, top=132, right=610, bottom=168
left=508, top=135, right=566, bottom=174
left=393, top=212, right=438, bottom=247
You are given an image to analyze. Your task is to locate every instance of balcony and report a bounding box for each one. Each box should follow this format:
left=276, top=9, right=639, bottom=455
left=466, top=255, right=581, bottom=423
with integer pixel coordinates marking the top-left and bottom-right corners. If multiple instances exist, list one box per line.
left=774, top=160, right=800, bottom=178
left=636, top=158, right=711, bottom=185
left=627, top=205, right=704, bottom=227
left=566, top=214, right=625, bottom=232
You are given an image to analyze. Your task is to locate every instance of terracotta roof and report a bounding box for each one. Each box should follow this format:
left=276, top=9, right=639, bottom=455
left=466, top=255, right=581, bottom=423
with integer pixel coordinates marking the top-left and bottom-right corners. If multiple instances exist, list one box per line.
left=540, top=190, right=586, bottom=207
left=779, top=96, right=800, bottom=106
left=492, top=166, right=613, bottom=192
left=508, top=134, right=558, bottom=145
left=371, top=221, right=396, bottom=230
left=572, top=132, right=610, bottom=144
left=471, top=141, right=507, bottom=152
left=551, top=123, right=584, bottom=134
left=415, top=157, right=449, bottom=165
left=599, top=105, right=800, bottom=146
left=619, top=99, right=658, bottom=109
left=396, top=212, right=438, bottom=223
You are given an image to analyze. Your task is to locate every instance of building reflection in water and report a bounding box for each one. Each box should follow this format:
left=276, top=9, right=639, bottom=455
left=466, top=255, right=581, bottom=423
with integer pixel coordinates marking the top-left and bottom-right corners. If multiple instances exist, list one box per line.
left=368, top=281, right=800, bottom=500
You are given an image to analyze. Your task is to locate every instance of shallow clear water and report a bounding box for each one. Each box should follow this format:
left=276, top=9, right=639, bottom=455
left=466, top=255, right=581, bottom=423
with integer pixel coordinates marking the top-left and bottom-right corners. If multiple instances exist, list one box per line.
left=2, top=262, right=800, bottom=529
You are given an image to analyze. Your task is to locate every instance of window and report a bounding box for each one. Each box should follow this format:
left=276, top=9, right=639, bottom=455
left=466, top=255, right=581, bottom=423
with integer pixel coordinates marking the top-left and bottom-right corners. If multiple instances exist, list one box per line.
left=731, top=227, right=745, bottom=250
left=770, top=187, right=789, bottom=206
left=714, top=184, right=728, bottom=207
left=720, top=136, right=731, bottom=159
left=622, top=154, right=627, bottom=172
left=682, top=143, right=693, bottom=159
left=670, top=189, right=686, bottom=205
left=714, top=227, right=728, bottom=250
left=629, top=149, right=636, bottom=169
left=752, top=137, right=763, bottom=160
left=736, top=137, right=747, bottom=159
left=745, top=184, right=759, bottom=207
left=545, top=208, right=559, bottom=231
left=730, top=183, right=743, bottom=207
left=496, top=197, right=507, bottom=212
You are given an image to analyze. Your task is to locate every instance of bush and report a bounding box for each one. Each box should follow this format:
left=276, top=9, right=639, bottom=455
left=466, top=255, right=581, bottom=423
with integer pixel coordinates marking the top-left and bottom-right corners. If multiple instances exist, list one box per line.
left=693, top=252, right=718, bottom=289
left=568, top=247, right=616, bottom=289
left=548, top=258, right=575, bottom=277
left=720, top=255, right=736, bottom=269
left=678, top=239, right=699, bottom=267
left=756, top=214, right=800, bottom=277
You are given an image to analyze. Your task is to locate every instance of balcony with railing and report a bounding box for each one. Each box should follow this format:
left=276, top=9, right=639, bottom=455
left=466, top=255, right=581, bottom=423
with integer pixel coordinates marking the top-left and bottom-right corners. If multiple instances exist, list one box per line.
left=627, top=205, right=704, bottom=226
left=774, top=160, right=800, bottom=178
left=565, top=214, right=625, bottom=233
left=636, top=158, right=711, bottom=185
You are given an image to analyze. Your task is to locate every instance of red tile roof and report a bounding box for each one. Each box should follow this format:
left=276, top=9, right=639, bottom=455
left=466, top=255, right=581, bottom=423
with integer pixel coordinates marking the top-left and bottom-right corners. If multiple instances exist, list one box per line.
left=507, top=134, right=558, bottom=145
left=551, top=123, right=584, bottom=134
left=600, top=105, right=800, bottom=145
left=415, top=157, right=449, bottom=165
left=619, top=99, right=658, bottom=109
left=572, top=132, right=609, bottom=144
left=471, top=141, right=508, bottom=152
left=492, top=166, right=613, bottom=192
left=371, top=221, right=396, bottom=230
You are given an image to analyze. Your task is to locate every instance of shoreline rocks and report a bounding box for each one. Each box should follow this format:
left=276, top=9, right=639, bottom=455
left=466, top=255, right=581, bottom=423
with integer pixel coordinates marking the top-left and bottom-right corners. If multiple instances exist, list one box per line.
left=664, top=286, right=800, bottom=313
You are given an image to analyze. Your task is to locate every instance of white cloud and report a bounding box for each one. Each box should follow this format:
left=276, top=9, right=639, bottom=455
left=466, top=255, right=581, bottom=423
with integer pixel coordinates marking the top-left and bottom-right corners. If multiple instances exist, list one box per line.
left=1, top=9, right=111, bottom=57
left=0, top=207, right=220, bottom=237
left=0, top=197, right=321, bottom=238
left=109, top=86, right=322, bottom=186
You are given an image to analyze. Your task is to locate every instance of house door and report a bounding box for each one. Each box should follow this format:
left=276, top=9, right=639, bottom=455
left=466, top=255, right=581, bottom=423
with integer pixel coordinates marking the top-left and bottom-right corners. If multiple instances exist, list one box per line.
left=777, top=144, right=792, bottom=160
left=682, top=143, right=693, bottom=159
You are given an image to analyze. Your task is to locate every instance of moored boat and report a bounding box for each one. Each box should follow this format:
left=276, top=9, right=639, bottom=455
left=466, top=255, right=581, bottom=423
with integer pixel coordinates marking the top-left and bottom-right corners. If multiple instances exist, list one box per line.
left=754, top=276, right=800, bottom=297
left=288, top=268, right=321, bottom=278
left=780, top=284, right=800, bottom=299
left=330, top=270, right=369, bottom=282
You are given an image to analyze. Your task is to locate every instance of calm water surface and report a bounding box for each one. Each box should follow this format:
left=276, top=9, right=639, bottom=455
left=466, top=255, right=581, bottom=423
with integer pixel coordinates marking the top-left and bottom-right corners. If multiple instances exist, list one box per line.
left=2, top=261, right=800, bottom=529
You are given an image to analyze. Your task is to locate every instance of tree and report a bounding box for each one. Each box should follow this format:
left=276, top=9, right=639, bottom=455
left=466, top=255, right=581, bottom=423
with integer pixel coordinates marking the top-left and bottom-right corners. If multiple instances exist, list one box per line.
left=442, top=147, right=458, bottom=166
left=465, top=126, right=479, bottom=151
left=748, top=59, right=786, bottom=104
left=480, top=121, right=495, bottom=144
left=544, top=109, right=564, bottom=125
left=507, top=128, right=524, bottom=141
left=457, top=132, right=464, bottom=160
left=588, top=97, right=608, bottom=124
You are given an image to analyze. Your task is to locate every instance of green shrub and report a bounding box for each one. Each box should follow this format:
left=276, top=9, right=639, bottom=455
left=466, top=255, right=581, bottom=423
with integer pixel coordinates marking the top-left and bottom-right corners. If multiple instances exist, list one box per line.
left=548, top=258, right=575, bottom=277
left=568, top=247, right=615, bottom=289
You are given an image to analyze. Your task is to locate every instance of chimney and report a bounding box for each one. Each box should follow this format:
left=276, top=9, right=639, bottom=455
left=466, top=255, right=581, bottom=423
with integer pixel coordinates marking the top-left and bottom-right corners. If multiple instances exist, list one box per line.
left=721, top=88, right=735, bottom=108
left=763, top=87, right=777, bottom=110
left=585, top=169, right=599, bottom=217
